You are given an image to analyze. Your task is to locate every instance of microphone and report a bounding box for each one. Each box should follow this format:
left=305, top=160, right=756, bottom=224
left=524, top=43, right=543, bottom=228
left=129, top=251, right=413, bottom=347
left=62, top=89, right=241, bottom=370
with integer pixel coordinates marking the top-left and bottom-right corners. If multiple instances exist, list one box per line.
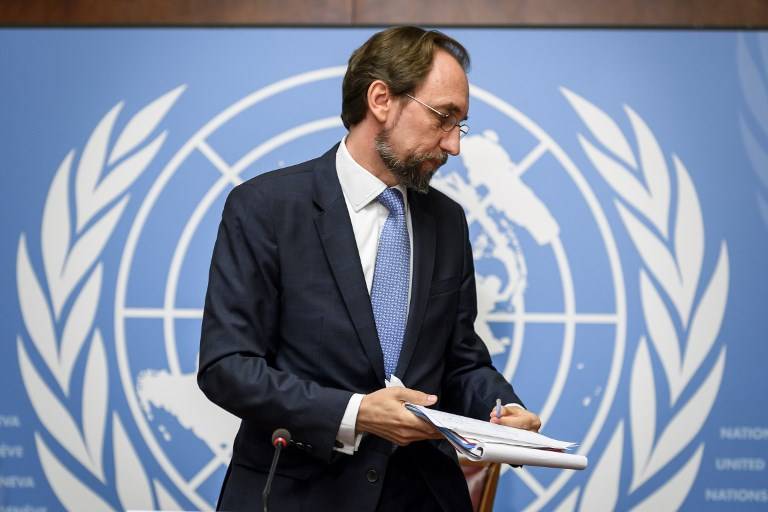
left=262, top=428, right=292, bottom=512
left=272, top=428, right=291, bottom=448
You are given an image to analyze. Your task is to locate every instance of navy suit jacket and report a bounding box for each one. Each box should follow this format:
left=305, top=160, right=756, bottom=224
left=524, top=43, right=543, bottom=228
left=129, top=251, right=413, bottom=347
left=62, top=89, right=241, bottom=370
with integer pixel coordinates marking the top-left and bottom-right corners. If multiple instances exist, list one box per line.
left=198, top=144, right=522, bottom=511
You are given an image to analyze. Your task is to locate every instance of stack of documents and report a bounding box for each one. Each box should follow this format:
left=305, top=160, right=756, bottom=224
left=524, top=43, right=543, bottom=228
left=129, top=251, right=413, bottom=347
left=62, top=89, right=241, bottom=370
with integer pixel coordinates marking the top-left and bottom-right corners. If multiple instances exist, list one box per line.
left=406, top=404, right=588, bottom=470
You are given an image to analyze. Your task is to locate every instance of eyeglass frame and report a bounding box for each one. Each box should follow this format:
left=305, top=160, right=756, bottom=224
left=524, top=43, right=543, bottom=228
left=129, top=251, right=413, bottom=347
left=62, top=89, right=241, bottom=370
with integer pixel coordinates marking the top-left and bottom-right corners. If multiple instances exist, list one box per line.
left=404, top=93, right=469, bottom=138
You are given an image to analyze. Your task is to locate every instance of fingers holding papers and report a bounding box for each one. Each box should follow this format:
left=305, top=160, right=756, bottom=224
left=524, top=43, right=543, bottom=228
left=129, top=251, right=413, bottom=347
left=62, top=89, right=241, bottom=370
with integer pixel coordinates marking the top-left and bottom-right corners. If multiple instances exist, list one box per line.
left=357, top=387, right=443, bottom=446
left=489, top=405, right=542, bottom=433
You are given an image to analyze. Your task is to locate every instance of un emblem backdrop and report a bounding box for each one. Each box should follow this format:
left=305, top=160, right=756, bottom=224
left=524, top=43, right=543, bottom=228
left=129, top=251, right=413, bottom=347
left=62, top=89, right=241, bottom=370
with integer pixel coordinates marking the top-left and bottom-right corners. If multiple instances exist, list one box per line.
left=2, top=28, right=767, bottom=511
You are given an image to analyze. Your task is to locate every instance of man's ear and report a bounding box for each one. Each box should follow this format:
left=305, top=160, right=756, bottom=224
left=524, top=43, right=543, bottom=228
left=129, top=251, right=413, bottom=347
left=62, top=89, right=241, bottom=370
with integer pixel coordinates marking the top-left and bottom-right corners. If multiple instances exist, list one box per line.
left=366, top=80, right=394, bottom=124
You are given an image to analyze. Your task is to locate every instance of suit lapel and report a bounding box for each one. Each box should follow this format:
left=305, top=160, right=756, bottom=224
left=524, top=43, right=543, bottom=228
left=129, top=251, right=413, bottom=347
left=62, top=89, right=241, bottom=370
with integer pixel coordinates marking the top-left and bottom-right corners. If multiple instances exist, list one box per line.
left=312, top=147, right=386, bottom=384
left=395, top=191, right=435, bottom=380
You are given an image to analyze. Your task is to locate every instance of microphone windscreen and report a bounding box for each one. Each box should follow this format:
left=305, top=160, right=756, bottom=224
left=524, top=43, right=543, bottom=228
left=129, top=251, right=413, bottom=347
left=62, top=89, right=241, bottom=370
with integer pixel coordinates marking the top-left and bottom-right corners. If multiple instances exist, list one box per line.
left=272, top=428, right=292, bottom=445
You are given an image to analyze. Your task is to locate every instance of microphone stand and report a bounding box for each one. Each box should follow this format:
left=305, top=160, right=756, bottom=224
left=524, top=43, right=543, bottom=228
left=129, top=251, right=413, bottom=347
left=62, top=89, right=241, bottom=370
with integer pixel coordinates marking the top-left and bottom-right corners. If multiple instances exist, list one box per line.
left=263, top=428, right=291, bottom=512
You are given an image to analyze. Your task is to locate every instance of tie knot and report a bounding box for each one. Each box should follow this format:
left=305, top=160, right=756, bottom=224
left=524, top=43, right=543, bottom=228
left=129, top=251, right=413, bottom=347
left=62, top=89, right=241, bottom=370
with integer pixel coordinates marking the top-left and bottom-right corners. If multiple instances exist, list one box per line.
left=378, top=188, right=405, bottom=216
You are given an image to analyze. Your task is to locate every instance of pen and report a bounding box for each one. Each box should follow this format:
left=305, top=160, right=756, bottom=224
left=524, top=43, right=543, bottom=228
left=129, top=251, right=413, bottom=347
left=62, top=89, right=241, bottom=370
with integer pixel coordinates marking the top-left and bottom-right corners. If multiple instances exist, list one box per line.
left=495, top=398, right=502, bottom=419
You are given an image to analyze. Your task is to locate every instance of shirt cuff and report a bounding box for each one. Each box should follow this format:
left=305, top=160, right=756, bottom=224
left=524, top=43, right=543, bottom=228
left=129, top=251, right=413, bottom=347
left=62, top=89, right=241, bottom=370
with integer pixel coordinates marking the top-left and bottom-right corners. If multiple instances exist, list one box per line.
left=334, top=393, right=364, bottom=455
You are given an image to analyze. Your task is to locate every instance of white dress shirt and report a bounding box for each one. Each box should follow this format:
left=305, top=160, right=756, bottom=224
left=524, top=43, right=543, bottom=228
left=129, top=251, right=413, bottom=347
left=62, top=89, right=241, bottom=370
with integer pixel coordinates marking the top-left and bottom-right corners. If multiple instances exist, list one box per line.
left=333, top=138, right=413, bottom=454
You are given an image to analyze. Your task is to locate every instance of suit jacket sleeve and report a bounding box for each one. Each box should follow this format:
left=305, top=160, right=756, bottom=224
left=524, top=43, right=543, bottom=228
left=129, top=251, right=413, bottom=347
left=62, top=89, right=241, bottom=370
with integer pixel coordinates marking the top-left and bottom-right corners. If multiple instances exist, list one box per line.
left=440, top=210, right=525, bottom=419
left=197, top=182, right=352, bottom=463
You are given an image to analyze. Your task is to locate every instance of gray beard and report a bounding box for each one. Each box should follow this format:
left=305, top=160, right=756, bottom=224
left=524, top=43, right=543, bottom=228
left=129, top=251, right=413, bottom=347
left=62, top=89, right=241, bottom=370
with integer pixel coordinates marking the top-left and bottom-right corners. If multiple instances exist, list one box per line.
left=374, top=129, right=448, bottom=194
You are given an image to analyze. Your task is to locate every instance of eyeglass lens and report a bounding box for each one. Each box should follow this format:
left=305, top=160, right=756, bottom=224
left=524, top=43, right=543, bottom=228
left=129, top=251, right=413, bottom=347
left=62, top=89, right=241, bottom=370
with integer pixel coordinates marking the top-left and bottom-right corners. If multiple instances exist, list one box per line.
left=441, top=116, right=469, bottom=137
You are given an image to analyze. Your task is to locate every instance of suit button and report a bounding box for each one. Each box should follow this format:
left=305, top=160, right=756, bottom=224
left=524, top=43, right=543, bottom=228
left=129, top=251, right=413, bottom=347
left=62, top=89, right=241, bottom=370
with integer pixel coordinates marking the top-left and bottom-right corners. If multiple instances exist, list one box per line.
left=366, top=468, right=379, bottom=483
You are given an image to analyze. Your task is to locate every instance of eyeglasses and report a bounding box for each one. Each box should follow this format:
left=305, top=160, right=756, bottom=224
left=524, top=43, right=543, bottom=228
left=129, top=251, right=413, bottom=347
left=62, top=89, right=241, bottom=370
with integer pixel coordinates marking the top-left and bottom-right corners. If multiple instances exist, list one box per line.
left=404, top=94, right=469, bottom=138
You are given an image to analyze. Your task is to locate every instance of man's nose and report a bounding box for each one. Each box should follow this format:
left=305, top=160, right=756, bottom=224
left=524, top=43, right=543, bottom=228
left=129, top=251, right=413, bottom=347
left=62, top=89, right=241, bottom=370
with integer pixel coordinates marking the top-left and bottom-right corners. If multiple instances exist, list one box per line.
left=440, top=128, right=461, bottom=156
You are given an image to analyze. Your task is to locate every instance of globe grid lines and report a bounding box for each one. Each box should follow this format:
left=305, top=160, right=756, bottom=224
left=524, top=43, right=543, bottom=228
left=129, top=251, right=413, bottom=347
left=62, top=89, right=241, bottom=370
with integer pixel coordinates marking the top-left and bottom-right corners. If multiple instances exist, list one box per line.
left=515, top=141, right=548, bottom=178
left=197, top=140, right=242, bottom=187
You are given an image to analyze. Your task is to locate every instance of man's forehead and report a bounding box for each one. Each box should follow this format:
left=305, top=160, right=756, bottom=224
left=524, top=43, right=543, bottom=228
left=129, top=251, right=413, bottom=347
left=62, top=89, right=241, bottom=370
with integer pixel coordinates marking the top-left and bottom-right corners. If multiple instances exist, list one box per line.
left=416, top=50, right=470, bottom=115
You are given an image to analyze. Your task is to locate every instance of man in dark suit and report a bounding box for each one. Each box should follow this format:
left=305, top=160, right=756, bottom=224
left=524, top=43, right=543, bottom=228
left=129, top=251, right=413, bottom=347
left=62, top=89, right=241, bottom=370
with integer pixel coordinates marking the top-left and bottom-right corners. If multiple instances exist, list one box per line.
left=198, top=26, right=541, bottom=511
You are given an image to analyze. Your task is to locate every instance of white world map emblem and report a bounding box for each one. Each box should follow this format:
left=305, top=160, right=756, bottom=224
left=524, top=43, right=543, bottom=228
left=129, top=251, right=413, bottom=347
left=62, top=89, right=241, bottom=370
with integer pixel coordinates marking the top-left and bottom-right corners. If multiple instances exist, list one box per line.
left=17, top=65, right=728, bottom=512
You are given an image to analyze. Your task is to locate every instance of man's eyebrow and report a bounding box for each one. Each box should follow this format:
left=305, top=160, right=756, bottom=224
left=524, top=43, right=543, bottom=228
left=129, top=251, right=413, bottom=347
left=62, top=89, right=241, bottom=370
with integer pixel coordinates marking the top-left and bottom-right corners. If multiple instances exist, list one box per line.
left=438, top=102, right=469, bottom=121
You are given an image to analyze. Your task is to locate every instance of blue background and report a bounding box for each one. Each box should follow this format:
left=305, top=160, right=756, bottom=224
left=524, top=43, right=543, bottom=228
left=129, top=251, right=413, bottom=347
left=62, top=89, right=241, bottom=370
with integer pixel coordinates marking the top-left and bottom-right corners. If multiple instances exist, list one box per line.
left=1, top=28, right=767, bottom=511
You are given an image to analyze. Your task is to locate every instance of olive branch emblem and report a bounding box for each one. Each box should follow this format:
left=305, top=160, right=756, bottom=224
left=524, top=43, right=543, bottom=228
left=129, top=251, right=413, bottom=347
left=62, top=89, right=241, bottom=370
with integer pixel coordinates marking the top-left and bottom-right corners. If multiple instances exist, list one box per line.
left=555, top=89, right=730, bottom=511
left=16, top=86, right=186, bottom=510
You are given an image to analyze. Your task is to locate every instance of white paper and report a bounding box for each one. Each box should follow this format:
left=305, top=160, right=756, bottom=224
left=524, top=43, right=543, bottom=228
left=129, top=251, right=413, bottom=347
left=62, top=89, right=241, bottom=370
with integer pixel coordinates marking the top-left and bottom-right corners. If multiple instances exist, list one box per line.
left=406, top=404, right=575, bottom=450
left=405, top=403, right=588, bottom=470
left=469, top=442, right=588, bottom=470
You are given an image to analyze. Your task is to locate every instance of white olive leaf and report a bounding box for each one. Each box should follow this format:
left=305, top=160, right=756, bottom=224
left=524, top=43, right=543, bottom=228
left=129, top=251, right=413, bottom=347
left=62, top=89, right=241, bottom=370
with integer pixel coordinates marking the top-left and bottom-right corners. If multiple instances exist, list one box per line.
left=153, top=479, right=184, bottom=511
left=580, top=421, right=623, bottom=512
left=41, top=150, right=74, bottom=319
left=76, top=102, right=123, bottom=232
left=639, top=347, right=725, bottom=487
left=640, top=272, right=683, bottom=405
left=562, top=87, right=638, bottom=169
left=92, top=132, right=166, bottom=215
left=629, top=337, right=656, bottom=493
left=626, top=106, right=671, bottom=238
left=553, top=487, right=580, bottom=512
left=34, top=434, right=115, bottom=512
left=737, top=37, right=768, bottom=141
left=739, top=116, right=768, bottom=190
left=672, top=156, right=705, bottom=327
left=17, top=236, right=60, bottom=384
left=616, top=202, right=683, bottom=313
left=59, top=265, right=102, bottom=395
left=18, top=338, right=95, bottom=476
left=109, top=85, right=185, bottom=165
left=579, top=136, right=653, bottom=220
left=114, top=414, right=154, bottom=510
left=59, top=196, right=128, bottom=307
left=631, top=445, right=704, bottom=512
left=82, top=329, right=108, bottom=484
left=682, top=244, right=729, bottom=386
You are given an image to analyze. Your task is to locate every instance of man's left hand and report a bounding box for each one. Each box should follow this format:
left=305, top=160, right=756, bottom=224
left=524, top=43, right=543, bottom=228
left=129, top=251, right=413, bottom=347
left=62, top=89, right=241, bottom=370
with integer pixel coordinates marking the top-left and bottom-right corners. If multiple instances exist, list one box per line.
left=489, top=406, right=541, bottom=432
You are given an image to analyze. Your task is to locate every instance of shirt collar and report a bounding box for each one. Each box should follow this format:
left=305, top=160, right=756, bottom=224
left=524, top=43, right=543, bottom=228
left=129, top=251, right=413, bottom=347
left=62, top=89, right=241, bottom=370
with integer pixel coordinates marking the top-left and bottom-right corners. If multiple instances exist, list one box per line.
left=336, top=137, right=407, bottom=212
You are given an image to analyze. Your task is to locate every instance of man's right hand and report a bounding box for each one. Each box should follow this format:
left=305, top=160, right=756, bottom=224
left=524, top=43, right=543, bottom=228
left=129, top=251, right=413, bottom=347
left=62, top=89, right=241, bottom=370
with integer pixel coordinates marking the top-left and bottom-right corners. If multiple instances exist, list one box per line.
left=356, top=387, right=443, bottom=446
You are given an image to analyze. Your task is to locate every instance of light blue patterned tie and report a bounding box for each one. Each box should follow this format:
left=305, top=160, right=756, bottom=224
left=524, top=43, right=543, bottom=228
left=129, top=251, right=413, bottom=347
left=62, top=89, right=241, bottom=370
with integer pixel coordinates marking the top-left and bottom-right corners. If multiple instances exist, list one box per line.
left=371, top=188, right=410, bottom=380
